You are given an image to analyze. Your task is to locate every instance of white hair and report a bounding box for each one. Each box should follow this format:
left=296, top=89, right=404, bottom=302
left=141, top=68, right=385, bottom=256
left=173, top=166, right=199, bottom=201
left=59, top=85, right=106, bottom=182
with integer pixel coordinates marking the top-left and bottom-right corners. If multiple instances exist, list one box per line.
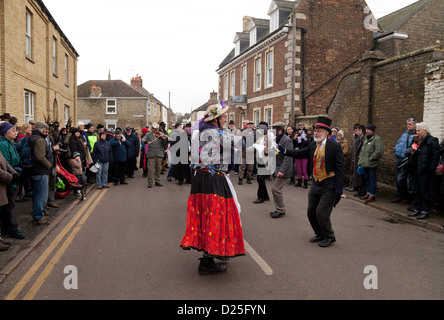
left=416, top=122, right=429, bottom=133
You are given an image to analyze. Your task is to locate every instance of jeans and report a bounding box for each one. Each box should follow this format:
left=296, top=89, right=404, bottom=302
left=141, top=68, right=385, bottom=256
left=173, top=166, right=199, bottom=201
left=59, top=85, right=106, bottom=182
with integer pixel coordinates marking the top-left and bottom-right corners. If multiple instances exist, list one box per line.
left=31, top=175, right=49, bottom=221
left=363, top=167, right=377, bottom=197
left=96, top=162, right=109, bottom=186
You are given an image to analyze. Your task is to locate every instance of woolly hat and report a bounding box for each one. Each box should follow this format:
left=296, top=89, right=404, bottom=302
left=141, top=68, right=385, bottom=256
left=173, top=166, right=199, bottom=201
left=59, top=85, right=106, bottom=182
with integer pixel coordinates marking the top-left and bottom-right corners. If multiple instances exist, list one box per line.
left=366, top=124, right=376, bottom=132
left=0, top=121, right=14, bottom=135
left=72, top=152, right=81, bottom=158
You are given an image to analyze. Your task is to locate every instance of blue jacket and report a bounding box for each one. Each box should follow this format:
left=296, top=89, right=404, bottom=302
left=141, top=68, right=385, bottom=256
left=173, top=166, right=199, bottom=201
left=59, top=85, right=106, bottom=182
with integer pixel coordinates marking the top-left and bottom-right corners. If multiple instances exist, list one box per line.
left=394, top=130, right=415, bottom=159
left=109, top=137, right=130, bottom=162
left=91, top=139, right=113, bottom=163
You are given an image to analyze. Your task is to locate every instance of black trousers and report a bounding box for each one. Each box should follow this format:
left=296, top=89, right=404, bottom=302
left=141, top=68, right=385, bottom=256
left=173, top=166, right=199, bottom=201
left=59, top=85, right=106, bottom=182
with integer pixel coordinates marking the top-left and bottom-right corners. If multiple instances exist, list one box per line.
left=256, top=174, right=269, bottom=200
left=114, top=161, right=126, bottom=183
left=307, top=177, right=336, bottom=240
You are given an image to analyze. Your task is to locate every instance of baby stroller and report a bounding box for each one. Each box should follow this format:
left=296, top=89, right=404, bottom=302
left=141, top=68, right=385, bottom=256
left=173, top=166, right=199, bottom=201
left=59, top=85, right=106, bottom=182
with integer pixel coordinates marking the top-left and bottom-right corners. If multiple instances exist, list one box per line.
left=55, top=156, right=86, bottom=201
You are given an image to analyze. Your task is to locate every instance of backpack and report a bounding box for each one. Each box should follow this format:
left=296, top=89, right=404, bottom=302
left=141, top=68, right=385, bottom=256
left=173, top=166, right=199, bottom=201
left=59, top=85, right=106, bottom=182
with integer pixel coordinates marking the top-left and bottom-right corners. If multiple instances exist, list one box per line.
left=15, top=136, right=34, bottom=167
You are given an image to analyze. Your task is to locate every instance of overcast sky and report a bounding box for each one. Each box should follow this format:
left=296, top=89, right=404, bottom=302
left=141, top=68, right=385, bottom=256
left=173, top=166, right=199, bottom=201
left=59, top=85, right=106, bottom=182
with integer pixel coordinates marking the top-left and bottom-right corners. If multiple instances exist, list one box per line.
left=43, top=0, right=419, bottom=115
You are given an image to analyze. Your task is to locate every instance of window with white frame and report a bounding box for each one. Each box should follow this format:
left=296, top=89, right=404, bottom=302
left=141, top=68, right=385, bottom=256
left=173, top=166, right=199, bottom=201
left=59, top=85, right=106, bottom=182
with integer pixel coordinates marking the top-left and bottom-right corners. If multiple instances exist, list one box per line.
left=250, top=27, right=257, bottom=46
left=230, top=71, right=235, bottom=97
left=242, top=65, right=247, bottom=94
left=266, top=51, right=274, bottom=87
left=106, top=99, right=117, bottom=114
left=24, top=90, right=35, bottom=124
left=224, top=75, right=229, bottom=101
left=254, top=109, right=260, bottom=126
left=270, top=11, right=279, bottom=33
left=264, top=106, right=273, bottom=126
left=64, top=54, right=69, bottom=86
left=52, top=37, right=57, bottom=75
left=64, top=105, right=70, bottom=125
left=105, top=120, right=118, bottom=130
left=25, top=10, right=32, bottom=59
left=255, top=57, right=261, bottom=90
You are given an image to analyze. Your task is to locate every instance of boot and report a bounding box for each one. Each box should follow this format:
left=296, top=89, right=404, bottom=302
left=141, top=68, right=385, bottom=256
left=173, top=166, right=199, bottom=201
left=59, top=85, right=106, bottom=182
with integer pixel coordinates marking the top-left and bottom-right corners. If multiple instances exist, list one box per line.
left=238, top=178, right=243, bottom=185
left=295, top=179, right=302, bottom=187
left=303, top=180, right=308, bottom=189
left=198, top=258, right=227, bottom=275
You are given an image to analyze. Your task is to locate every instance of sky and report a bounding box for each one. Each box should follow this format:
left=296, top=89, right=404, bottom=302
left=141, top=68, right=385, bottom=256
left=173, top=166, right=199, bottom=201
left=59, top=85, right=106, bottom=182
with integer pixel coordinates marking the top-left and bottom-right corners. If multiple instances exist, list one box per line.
left=43, top=0, right=419, bottom=115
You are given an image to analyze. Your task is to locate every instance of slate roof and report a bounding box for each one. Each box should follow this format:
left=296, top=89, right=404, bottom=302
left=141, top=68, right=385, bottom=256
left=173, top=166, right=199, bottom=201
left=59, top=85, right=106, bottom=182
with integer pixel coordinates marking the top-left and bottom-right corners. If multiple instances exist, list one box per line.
left=375, top=0, right=430, bottom=39
left=77, top=80, right=149, bottom=98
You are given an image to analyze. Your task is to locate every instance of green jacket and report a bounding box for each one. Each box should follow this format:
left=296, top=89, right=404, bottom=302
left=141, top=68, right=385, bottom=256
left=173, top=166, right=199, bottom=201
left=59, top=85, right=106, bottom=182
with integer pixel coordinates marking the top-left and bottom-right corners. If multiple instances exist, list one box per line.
left=358, top=133, right=384, bottom=168
left=0, top=136, right=20, bottom=167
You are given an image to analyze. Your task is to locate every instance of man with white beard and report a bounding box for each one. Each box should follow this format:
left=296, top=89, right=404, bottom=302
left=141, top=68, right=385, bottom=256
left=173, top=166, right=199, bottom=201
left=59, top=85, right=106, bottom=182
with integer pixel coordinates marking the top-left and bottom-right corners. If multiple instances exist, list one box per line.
left=278, top=116, right=345, bottom=248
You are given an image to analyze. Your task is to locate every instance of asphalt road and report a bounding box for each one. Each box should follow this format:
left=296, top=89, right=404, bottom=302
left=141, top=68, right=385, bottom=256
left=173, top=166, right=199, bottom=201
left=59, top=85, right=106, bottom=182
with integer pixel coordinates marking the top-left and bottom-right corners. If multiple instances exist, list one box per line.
left=1, top=173, right=443, bottom=301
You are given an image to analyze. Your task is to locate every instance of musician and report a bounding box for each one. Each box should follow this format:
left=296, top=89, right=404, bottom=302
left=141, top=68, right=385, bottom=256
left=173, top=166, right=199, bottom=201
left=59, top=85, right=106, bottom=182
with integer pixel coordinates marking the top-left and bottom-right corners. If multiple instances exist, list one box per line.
left=278, top=116, right=345, bottom=247
left=142, top=123, right=168, bottom=188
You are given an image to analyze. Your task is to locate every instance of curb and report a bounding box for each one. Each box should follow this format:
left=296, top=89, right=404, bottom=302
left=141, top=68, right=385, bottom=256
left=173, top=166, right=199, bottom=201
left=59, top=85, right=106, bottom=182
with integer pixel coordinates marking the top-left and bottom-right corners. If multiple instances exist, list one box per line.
left=0, top=184, right=96, bottom=285
left=346, top=195, right=444, bottom=234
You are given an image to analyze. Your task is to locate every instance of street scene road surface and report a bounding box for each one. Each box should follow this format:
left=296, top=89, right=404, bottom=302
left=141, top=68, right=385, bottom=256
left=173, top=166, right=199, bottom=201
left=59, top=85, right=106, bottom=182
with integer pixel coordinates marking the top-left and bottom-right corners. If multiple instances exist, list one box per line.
left=0, top=173, right=443, bottom=301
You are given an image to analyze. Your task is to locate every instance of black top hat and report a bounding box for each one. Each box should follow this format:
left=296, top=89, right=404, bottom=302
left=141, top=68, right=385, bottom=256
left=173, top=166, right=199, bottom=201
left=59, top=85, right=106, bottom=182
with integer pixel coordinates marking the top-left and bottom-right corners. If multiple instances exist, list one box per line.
left=314, top=116, right=332, bottom=134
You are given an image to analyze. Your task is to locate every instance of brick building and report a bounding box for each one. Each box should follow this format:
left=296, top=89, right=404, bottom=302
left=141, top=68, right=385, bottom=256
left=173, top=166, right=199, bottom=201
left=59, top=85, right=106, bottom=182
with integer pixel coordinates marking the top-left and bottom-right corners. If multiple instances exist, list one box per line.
left=0, top=0, right=79, bottom=125
left=327, top=0, right=444, bottom=187
left=217, top=0, right=374, bottom=129
left=77, top=75, right=169, bottom=132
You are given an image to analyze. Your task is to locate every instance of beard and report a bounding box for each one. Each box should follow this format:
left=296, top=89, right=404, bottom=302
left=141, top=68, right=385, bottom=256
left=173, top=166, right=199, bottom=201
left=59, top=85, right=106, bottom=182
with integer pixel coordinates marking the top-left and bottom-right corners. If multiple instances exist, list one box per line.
left=314, top=133, right=327, bottom=143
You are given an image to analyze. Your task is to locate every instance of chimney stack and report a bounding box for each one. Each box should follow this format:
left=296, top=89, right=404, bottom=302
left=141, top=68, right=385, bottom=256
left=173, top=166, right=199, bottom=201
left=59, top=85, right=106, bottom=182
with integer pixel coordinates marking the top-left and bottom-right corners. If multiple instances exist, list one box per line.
left=209, top=91, right=218, bottom=105
left=90, top=81, right=102, bottom=98
left=131, top=74, right=143, bottom=88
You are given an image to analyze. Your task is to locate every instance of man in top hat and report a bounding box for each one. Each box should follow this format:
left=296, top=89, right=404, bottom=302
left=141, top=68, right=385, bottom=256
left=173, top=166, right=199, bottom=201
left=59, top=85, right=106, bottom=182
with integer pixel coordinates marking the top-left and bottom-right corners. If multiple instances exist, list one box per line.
left=278, top=116, right=345, bottom=247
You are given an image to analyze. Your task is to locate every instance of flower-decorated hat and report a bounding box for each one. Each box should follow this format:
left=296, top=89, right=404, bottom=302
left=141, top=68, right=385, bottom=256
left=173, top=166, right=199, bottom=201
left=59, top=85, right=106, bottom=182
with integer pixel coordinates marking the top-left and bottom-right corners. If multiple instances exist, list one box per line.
left=203, top=101, right=230, bottom=123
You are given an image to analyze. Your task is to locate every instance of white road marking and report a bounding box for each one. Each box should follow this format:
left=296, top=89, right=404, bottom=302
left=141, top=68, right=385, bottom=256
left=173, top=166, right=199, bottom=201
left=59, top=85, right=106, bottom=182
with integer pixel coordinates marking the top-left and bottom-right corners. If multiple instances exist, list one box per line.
left=244, top=240, right=273, bottom=276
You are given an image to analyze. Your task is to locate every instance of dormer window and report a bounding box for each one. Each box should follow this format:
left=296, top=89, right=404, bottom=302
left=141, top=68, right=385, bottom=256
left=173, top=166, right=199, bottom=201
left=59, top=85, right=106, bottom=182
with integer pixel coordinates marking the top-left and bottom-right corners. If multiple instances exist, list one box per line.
left=250, top=27, right=257, bottom=46
left=268, top=0, right=294, bottom=33
left=270, top=10, right=279, bottom=32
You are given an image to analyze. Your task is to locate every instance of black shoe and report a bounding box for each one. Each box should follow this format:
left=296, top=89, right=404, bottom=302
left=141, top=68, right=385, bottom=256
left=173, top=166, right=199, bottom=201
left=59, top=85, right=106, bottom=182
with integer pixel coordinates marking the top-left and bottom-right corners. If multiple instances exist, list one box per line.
left=264, top=197, right=270, bottom=202
left=155, top=182, right=163, bottom=187
left=416, top=212, right=429, bottom=220
left=295, top=180, right=302, bottom=187
left=238, top=178, right=242, bottom=185
left=120, top=181, right=128, bottom=185
left=114, top=181, right=119, bottom=186
left=270, top=211, right=285, bottom=219
left=319, top=238, right=336, bottom=247
left=247, top=179, right=252, bottom=185
left=178, top=180, right=183, bottom=185
left=408, top=210, right=421, bottom=217
left=253, top=198, right=264, bottom=204
left=198, top=258, right=227, bottom=275
left=303, top=180, right=308, bottom=189
left=147, top=183, right=153, bottom=188
left=309, top=235, right=324, bottom=243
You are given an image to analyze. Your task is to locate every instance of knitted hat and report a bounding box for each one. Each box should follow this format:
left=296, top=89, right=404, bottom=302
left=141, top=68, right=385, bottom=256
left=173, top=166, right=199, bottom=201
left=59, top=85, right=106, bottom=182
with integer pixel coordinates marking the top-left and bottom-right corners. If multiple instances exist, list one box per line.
left=366, top=124, right=376, bottom=132
left=0, top=121, right=14, bottom=135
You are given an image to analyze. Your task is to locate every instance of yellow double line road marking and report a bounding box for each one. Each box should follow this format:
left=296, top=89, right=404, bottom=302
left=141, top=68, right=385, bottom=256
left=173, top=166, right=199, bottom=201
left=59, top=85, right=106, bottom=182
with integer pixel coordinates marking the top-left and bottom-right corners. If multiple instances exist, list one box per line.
left=5, top=189, right=107, bottom=300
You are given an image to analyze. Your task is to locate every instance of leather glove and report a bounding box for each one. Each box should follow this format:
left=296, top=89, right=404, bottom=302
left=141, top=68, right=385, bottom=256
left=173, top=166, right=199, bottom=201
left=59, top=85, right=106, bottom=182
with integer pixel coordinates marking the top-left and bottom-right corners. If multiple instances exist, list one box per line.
left=334, top=189, right=343, bottom=207
left=277, top=144, right=286, bottom=153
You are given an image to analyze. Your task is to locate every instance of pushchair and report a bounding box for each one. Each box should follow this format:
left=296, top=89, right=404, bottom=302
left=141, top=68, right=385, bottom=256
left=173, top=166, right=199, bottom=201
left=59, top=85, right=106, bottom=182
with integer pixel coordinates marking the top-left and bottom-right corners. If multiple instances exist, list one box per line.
left=55, top=156, right=86, bottom=201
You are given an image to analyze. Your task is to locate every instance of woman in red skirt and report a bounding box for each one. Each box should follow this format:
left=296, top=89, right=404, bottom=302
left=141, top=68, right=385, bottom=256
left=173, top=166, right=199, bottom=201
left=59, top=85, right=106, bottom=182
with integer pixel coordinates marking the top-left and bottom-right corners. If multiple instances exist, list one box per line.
left=180, top=102, right=245, bottom=275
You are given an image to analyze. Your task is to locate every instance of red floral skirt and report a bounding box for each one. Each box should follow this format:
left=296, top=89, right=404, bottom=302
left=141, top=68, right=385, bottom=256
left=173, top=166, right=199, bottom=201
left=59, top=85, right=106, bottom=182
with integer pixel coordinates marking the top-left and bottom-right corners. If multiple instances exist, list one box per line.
left=180, top=170, right=245, bottom=258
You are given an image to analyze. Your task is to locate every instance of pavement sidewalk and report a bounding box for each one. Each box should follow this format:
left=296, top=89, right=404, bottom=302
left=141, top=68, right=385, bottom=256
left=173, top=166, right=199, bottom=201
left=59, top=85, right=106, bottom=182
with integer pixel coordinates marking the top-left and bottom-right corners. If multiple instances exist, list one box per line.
left=0, top=184, right=95, bottom=283
left=343, top=188, right=444, bottom=234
